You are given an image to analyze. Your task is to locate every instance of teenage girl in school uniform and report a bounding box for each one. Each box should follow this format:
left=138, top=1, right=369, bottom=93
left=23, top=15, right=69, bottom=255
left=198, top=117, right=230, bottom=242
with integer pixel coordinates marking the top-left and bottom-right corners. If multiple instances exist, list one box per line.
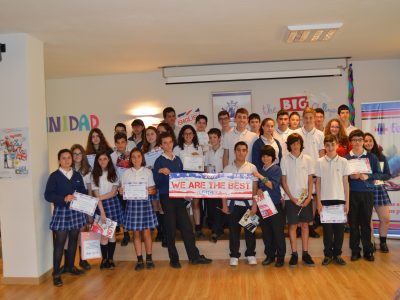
left=91, top=151, right=124, bottom=269
left=120, top=148, right=158, bottom=270
left=85, top=128, right=113, bottom=156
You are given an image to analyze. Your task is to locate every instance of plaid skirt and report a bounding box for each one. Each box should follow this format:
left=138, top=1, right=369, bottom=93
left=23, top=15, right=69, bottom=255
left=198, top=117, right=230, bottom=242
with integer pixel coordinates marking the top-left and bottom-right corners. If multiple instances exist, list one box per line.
left=50, top=206, right=87, bottom=231
left=149, top=190, right=160, bottom=202
left=124, top=200, right=158, bottom=231
left=97, top=196, right=124, bottom=225
left=374, top=185, right=392, bottom=207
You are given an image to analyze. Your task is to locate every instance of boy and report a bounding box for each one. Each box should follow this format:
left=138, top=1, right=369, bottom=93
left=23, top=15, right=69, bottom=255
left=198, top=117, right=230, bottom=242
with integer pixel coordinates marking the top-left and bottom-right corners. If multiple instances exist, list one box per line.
left=205, top=128, right=225, bottom=242
left=222, top=141, right=258, bottom=266
left=114, top=123, right=135, bottom=151
left=223, top=108, right=258, bottom=167
left=273, top=109, right=293, bottom=157
left=129, top=119, right=145, bottom=149
left=163, top=107, right=181, bottom=138
left=345, top=129, right=382, bottom=262
left=218, top=110, right=233, bottom=138
left=315, top=108, right=325, bottom=132
left=195, top=114, right=209, bottom=153
left=249, top=113, right=261, bottom=135
left=316, top=134, right=350, bottom=266
left=153, top=132, right=212, bottom=268
left=338, top=104, right=357, bottom=135
left=281, top=133, right=315, bottom=267
left=289, top=111, right=301, bottom=130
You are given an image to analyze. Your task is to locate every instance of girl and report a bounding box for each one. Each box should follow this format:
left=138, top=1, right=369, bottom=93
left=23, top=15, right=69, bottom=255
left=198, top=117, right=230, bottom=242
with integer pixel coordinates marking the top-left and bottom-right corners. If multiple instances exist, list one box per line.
left=129, top=119, right=145, bottom=149
left=44, top=149, right=87, bottom=287
left=121, top=148, right=158, bottom=270
left=157, top=122, right=177, bottom=146
left=364, top=132, right=392, bottom=253
left=174, top=125, right=204, bottom=238
left=85, top=128, right=113, bottom=156
left=142, top=126, right=161, bottom=154
left=289, top=112, right=301, bottom=130
left=91, top=151, right=124, bottom=269
left=324, top=119, right=351, bottom=157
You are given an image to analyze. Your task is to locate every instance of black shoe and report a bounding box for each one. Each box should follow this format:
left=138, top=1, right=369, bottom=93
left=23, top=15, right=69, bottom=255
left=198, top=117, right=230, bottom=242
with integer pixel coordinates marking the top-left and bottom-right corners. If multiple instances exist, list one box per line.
left=146, top=260, right=155, bottom=269
left=210, top=233, right=218, bottom=243
left=79, top=260, right=91, bottom=270
left=309, top=227, right=320, bottom=238
left=66, top=267, right=84, bottom=275
left=302, top=253, right=315, bottom=266
left=108, top=259, right=115, bottom=269
left=334, top=256, right=346, bottom=266
left=191, top=255, right=212, bottom=265
left=170, top=261, right=182, bottom=269
left=262, top=257, right=275, bottom=266
left=275, top=258, right=284, bottom=268
left=350, top=253, right=361, bottom=261
left=53, top=276, right=63, bottom=287
left=322, top=257, right=333, bottom=266
left=135, top=261, right=145, bottom=271
left=121, top=232, right=130, bottom=246
left=289, top=253, right=298, bottom=267
left=195, top=230, right=205, bottom=239
left=380, top=242, right=389, bottom=253
left=296, top=227, right=301, bottom=238
left=100, top=259, right=110, bottom=270
left=364, top=253, right=375, bottom=262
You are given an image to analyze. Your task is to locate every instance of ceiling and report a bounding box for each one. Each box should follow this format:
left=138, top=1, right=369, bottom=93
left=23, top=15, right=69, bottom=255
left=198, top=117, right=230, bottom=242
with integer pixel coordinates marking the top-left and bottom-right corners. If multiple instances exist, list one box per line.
left=0, top=0, right=399, bottom=79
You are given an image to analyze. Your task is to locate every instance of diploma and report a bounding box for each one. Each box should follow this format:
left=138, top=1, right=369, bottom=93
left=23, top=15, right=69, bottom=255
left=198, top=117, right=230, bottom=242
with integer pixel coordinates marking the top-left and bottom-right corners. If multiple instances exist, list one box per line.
left=255, top=191, right=278, bottom=219
left=320, top=205, right=347, bottom=223
left=347, top=158, right=372, bottom=174
left=87, top=154, right=96, bottom=168
left=144, top=149, right=163, bottom=168
left=123, top=181, right=148, bottom=200
left=182, top=155, right=204, bottom=172
left=80, top=232, right=101, bottom=260
left=71, top=192, right=99, bottom=216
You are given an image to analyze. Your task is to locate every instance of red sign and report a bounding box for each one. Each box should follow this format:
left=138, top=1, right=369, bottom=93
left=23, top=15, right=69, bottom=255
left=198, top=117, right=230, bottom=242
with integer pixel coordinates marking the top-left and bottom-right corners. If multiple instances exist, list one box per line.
left=280, top=96, right=309, bottom=111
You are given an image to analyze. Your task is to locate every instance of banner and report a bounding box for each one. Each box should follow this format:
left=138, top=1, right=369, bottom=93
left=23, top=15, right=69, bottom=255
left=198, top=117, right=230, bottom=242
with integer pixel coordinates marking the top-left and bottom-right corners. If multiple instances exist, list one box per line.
left=169, top=173, right=253, bottom=199
left=177, top=108, right=200, bottom=127
left=361, top=101, right=400, bottom=238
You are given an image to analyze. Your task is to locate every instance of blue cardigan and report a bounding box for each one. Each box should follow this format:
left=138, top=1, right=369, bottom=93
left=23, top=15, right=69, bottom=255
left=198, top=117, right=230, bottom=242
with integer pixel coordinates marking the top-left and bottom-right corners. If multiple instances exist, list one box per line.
left=153, top=155, right=183, bottom=194
left=257, top=164, right=282, bottom=205
left=252, top=137, right=282, bottom=171
left=44, top=170, right=87, bottom=207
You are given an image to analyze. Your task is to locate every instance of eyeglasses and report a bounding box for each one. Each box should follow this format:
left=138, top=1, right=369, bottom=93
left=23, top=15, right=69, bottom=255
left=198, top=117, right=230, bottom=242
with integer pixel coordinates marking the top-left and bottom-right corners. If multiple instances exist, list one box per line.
left=351, top=138, right=364, bottom=143
left=73, top=152, right=82, bottom=156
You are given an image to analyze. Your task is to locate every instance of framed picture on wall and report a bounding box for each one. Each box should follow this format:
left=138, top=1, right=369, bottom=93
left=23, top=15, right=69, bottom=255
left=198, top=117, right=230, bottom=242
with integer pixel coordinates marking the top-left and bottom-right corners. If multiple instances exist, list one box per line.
left=212, top=91, right=252, bottom=127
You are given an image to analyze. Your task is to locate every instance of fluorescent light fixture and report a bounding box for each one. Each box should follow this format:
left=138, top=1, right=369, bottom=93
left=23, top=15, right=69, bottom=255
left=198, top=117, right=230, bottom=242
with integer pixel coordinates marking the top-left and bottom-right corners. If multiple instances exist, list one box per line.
left=287, top=23, right=343, bottom=43
left=162, top=58, right=347, bottom=84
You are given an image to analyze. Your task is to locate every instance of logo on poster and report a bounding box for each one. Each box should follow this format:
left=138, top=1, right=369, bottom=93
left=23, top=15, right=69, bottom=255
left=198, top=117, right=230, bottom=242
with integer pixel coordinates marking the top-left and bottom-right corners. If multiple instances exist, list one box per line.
left=280, top=96, right=309, bottom=111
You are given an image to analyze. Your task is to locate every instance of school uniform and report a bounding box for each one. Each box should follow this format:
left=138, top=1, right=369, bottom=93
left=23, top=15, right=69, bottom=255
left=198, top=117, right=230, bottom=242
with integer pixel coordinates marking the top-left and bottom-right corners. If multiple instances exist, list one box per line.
left=273, top=127, right=293, bottom=157
left=373, top=154, right=392, bottom=207
left=316, top=155, right=350, bottom=258
left=223, top=161, right=258, bottom=258
left=280, top=152, right=314, bottom=224
left=251, top=136, right=282, bottom=171
left=295, top=127, right=324, bottom=161
left=111, top=150, right=130, bottom=211
left=122, top=167, right=158, bottom=231
left=345, top=124, right=358, bottom=136
left=223, top=128, right=258, bottom=165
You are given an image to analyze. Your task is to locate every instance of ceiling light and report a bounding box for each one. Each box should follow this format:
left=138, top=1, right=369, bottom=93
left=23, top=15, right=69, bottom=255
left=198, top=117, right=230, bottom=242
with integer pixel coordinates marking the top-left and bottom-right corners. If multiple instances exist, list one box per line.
left=286, top=23, right=343, bottom=43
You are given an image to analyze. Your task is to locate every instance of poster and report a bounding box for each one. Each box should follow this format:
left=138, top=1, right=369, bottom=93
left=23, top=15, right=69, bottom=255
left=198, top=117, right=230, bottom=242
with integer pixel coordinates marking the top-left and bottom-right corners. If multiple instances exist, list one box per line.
left=361, top=101, right=400, bottom=238
left=212, top=91, right=252, bottom=127
left=177, top=108, right=201, bottom=127
left=0, top=128, right=29, bottom=179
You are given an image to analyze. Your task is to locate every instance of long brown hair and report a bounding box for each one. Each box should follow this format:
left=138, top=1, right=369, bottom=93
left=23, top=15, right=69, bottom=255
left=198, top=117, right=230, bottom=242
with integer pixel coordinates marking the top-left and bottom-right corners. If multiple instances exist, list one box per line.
left=141, top=126, right=161, bottom=154
left=91, top=151, right=117, bottom=187
left=85, top=128, right=113, bottom=155
left=324, top=118, right=348, bottom=146
left=71, top=144, right=91, bottom=176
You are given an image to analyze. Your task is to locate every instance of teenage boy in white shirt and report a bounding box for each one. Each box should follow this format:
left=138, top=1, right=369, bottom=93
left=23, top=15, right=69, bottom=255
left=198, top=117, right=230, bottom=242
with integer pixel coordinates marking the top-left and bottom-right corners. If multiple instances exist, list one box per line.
left=315, top=108, right=325, bottom=132
left=218, top=110, right=233, bottom=138
left=195, top=114, right=209, bottom=154
left=273, top=110, right=293, bottom=157
left=249, top=113, right=261, bottom=136
left=338, top=104, right=357, bottom=135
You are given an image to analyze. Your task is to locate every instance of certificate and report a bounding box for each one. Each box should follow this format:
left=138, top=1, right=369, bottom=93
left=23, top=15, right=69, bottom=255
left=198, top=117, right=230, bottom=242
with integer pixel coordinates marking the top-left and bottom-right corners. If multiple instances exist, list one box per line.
left=71, top=192, right=99, bottom=216
left=80, top=232, right=101, bottom=260
left=255, top=191, right=277, bottom=219
left=321, top=205, right=347, bottom=223
left=87, top=154, right=96, bottom=168
left=144, top=149, right=163, bottom=168
left=123, top=181, right=148, bottom=200
left=92, top=214, right=117, bottom=238
left=182, top=155, right=204, bottom=172
left=347, top=158, right=372, bottom=174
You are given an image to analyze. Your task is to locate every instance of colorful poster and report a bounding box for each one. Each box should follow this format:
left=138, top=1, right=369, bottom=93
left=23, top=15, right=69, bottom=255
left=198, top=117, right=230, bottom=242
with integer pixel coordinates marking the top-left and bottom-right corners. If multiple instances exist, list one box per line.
left=361, top=101, right=400, bottom=238
left=212, top=91, right=252, bottom=127
left=177, top=108, right=201, bottom=127
left=169, top=173, right=253, bottom=199
left=0, top=128, right=29, bottom=179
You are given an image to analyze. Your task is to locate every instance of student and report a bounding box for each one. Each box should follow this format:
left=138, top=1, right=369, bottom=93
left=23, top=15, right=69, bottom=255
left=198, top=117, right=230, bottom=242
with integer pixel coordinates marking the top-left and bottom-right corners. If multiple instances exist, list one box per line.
left=44, top=149, right=87, bottom=287
left=364, top=132, right=391, bottom=253
left=157, top=122, right=177, bottom=146
left=174, top=125, right=204, bottom=238
left=281, top=133, right=315, bottom=267
left=253, top=145, right=286, bottom=267
left=195, top=114, right=209, bottom=153
left=273, top=110, right=293, bottom=157
left=345, top=129, right=382, bottom=262
left=142, top=126, right=161, bottom=154
left=324, top=119, right=351, bottom=157
left=85, top=128, right=113, bottom=156
left=223, top=108, right=258, bottom=167
left=252, top=118, right=282, bottom=171
left=249, top=113, right=261, bottom=135
left=222, top=141, right=258, bottom=266
left=153, top=132, right=212, bottom=268
left=163, top=107, right=181, bottom=138
left=315, top=108, right=325, bottom=132
left=218, top=110, right=233, bottom=138
left=110, top=132, right=131, bottom=246
left=204, top=128, right=225, bottom=243
left=114, top=122, right=135, bottom=151
left=289, top=111, right=301, bottom=130
left=120, top=148, right=158, bottom=271
left=316, top=134, right=350, bottom=266
left=338, top=104, right=358, bottom=135
left=129, top=119, right=145, bottom=150
left=91, top=151, right=124, bottom=269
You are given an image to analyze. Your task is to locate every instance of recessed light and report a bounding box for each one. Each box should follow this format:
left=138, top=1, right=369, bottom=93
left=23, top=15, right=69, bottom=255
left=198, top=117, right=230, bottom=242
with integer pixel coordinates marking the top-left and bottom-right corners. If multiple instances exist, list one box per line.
left=286, top=23, right=343, bottom=43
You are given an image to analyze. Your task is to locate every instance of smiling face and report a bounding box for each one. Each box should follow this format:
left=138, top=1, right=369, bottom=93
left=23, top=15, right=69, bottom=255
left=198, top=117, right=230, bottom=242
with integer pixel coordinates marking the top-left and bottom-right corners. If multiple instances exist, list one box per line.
left=234, top=144, right=248, bottom=162
left=183, top=128, right=194, bottom=144
left=59, top=152, right=73, bottom=170
left=339, top=109, right=350, bottom=124
left=329, top=120, right=340, bottom=136
left=98, top=154, right=110, bottom=170
left=195, top=118, right=207, bottom=132
left=350, top=135, right=364, bottom=152
left=161, top=136, right=174, bottom=153
left=364, top=135, right=374, bottom=151
left=235, top=113, right=248, bottom=131
left=302, top=112, right=315, bottom=128
left=130, top=150, right=143, bottom=168
left=208, top=133, right=220, bottom=147
left=72, top=149, right=83, bottom=164
left=262, top=120, right=275, bottom=137
left=218, top=114, right=230, bottom=128
left=289, top=114, right=300, bottom=129
left=261, top=154, right=273, bottom=166
left=146, top=128, right=158, bottom=144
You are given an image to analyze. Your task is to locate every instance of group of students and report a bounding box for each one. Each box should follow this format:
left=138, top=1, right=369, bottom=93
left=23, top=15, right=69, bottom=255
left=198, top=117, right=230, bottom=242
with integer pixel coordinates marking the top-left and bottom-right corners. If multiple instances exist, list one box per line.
left=44, top=104, right=392, bottom=287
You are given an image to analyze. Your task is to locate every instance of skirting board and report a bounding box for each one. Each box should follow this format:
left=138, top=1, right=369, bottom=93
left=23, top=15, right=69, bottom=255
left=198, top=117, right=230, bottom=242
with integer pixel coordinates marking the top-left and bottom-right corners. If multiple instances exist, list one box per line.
left=2, top=269, right=52, bottom=285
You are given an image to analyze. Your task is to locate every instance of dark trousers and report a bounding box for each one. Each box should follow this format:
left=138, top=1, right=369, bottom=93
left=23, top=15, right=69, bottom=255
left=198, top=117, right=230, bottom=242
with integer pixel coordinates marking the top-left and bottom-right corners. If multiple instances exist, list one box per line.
left=321, top=200, right=345, bottom=257
left=229, top=205, right=256, bottom=258
left=348, top=191, right=374, bottom=255
left=160, top=194, right=200, bottom=262
left=258, top=203, right=286, bottom=259
left=206, top=198, right=224, bottom=235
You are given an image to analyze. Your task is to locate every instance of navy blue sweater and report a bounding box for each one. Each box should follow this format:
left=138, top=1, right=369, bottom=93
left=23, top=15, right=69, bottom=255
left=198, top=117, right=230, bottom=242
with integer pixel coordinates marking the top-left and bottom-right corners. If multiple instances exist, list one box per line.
left=345, top=152, right=384, bottom=192
left=252, top=137, right=282, bottom=171
left=257, top=164, right=282, bottom=205
left=153, top=155, right=183, bottom=194
left=44, top=170, right=87, bottom=207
